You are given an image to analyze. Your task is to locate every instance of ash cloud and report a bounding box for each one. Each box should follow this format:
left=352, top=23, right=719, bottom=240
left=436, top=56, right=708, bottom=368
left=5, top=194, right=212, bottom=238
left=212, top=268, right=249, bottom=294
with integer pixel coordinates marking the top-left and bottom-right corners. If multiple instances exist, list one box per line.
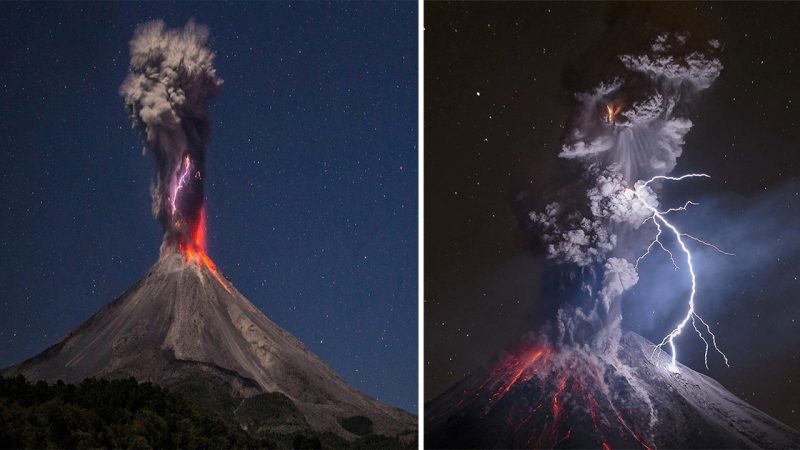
left=525, top=31, right=724, bottom=356
left=559, top=33, right=722, bottom=183
left=120, top=20, right=223, bottom=249
left=529, top=202, right=616, bottom=268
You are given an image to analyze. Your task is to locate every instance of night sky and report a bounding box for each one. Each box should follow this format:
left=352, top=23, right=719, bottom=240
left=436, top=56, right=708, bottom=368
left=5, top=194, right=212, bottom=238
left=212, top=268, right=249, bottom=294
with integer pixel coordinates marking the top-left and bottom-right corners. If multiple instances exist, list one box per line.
left=425, top=2, right=800, bottom=430
left=0, top=2, right=417, bottom=413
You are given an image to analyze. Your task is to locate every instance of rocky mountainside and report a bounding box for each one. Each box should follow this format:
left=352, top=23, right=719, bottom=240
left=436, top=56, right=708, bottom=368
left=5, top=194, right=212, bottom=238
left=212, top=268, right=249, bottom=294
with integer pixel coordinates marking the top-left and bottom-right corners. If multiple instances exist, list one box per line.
left=426, top=332, right=799, bottom=449
left=4, top=251, right=415, bottom=442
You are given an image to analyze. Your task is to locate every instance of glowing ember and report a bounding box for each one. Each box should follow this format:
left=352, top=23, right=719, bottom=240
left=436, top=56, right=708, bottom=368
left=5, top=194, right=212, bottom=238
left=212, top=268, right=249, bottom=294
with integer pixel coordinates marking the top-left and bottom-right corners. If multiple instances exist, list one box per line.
left=605, top=102, right=623, bottom=124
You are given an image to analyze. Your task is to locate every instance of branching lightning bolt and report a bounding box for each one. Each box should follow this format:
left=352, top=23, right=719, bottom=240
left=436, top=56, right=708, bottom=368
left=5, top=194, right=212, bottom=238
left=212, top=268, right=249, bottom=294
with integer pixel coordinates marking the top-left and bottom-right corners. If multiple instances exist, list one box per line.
left=627, top=173, right=733, bottom=372
left=659, top=200, right=699, bottom=215
left=635, top=219, right=677, bottom=270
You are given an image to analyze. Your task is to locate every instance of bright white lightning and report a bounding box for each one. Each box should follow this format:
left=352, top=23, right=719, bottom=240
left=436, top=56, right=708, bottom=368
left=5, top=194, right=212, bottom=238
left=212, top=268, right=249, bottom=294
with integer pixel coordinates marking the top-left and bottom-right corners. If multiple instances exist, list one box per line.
left=627, top=173, right=732, bottom=372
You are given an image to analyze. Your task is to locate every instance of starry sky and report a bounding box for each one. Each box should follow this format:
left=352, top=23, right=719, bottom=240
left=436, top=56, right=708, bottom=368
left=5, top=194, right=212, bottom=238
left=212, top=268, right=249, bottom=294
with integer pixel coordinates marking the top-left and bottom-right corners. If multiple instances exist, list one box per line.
left=0, top=2, right=417, bottom=413
left=425, top=2, right=800, bottom=430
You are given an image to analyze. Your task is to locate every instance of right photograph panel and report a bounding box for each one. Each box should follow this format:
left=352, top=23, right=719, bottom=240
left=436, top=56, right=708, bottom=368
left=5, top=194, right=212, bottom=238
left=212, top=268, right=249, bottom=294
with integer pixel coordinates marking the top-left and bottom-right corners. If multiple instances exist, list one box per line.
left=424, top=3, right=800, bottom=449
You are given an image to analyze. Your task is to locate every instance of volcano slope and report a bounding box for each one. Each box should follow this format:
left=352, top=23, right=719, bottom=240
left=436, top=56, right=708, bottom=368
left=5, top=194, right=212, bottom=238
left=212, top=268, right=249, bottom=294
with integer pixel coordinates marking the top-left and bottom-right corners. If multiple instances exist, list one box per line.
left=426, top=332, right=800, bottom=449
left=3, top=250, right=416, bottom=443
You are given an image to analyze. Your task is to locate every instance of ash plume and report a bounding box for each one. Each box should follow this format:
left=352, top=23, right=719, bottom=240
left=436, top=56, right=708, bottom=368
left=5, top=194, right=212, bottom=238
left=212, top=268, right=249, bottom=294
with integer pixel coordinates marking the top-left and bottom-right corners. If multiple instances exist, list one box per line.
left=559, top=33, right=722, bottom=182
left=527, top=31, right=723, bottom=355
left=120, top=20, right=223, bottom=252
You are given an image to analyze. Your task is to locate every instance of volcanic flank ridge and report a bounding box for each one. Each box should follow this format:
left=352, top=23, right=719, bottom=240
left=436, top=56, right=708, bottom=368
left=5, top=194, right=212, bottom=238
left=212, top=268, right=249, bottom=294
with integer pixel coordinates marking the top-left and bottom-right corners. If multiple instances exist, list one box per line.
left=4, top=240, right=416, bottom=441
left=425, top=332, right=800, bottom=449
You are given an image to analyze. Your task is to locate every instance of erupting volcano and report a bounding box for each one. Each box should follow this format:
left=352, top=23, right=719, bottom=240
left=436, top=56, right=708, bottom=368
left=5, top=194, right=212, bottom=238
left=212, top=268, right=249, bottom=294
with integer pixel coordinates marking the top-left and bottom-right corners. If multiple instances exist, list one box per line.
left=2, top=19, right=415, bottom=443
left=426, top=30, right=800, bottom=449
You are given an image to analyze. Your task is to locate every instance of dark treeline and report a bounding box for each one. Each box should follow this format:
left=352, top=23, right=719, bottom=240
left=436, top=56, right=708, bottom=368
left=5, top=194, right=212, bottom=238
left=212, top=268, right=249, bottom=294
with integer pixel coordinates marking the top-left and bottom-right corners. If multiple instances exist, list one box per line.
left=0, top=375, right=254, bottom=449
left=0, top=376, right=413, bottom=449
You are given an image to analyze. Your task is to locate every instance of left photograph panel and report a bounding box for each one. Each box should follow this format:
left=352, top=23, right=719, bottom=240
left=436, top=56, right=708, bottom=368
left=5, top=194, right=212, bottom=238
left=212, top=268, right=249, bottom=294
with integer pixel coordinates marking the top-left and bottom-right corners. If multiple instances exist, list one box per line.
left=0, top=2, right=418, bottom=449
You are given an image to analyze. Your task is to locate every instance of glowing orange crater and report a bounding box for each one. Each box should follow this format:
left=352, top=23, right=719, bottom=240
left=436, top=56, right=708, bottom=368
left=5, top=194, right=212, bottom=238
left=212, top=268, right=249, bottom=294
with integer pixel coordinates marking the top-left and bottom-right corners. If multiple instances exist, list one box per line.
left=178, top=206, right=231, bottom=293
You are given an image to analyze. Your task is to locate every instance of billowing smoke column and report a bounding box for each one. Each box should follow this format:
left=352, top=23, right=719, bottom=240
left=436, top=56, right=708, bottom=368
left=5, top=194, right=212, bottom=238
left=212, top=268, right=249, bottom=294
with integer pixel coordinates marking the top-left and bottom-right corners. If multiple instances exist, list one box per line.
left=529, top=32, right=729, bottom=369
left=428, top=31, right=738, bottom=450
left=120, top=19, right=223, bottom=253
left=120, top=20, right=228, bottom=291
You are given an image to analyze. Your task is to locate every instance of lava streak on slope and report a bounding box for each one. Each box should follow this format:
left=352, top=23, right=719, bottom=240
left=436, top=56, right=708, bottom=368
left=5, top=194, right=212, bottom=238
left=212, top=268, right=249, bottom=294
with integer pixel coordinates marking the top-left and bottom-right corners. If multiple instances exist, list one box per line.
left=432, top=340, right=653, bottom=450
left=177, top=206, right=231, bottom=293
left=488, top=348, right=549, bottom=406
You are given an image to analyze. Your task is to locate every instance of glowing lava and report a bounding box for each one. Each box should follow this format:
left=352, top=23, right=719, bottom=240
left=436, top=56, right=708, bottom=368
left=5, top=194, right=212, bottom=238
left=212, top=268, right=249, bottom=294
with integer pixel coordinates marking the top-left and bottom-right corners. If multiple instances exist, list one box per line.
left=179, top=207, right=231, bottom=293
left=166, top=153, right=230, bottom=293
left=628, top=174, right=732, bottom=371
left=439, top=341, right=653, bottom=449
left=492, top=348, right=548, bottom=403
